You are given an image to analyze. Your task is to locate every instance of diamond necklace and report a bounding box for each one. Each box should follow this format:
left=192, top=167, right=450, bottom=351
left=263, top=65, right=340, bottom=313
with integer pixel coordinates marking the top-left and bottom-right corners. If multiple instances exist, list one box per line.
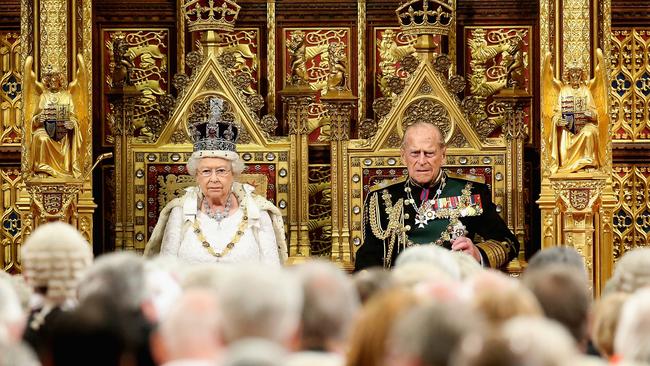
left=203, top=191, right=233, bottom=222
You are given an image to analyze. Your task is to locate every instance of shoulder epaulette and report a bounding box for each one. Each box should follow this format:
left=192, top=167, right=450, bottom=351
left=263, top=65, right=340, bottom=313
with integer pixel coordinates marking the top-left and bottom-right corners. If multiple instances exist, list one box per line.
left=445, top=171, right=485, bottom=184
left=369, top=175, right=408, bottom=192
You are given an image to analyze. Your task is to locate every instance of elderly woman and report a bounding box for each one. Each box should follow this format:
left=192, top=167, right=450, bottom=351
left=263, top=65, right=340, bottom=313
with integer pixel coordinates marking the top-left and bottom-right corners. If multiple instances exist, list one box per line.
left=144, top=98, right=286, bottom=266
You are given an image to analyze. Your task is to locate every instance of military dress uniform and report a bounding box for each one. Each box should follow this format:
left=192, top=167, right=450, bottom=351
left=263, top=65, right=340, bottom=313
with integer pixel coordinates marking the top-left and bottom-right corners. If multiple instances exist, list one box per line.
left=354, top=172, right=519, bottom=271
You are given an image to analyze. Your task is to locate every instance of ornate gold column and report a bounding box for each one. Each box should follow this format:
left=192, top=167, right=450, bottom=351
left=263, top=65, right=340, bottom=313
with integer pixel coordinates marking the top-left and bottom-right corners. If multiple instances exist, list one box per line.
left=322, top=92, right=357, bottom=268
left=538, top=0, right=614, bottom=293
left=18, top=0, right=98, bottom=242
left=280, top=88, right=316, bottom=261
left=108, top=86, right=141, bottom=250
left=494, top=89, right=530, bottom=273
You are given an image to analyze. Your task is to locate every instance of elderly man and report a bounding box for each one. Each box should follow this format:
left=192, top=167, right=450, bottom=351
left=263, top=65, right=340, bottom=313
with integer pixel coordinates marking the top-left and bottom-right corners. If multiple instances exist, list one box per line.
left=355, top=121, right=519, bottom=270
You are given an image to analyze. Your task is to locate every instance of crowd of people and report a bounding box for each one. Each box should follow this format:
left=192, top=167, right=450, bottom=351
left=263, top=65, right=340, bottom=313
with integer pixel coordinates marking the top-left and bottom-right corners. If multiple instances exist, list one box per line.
left=2, top=221, right=650, bottom=366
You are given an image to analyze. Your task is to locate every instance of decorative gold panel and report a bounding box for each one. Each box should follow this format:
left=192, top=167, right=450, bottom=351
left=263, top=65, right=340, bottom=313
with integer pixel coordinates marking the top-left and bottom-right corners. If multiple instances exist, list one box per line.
left=613, top=164, right=650, bottom=261
left=464, top=27, right=532, bottom=140
left=282, top=28, right=351, bottom=143
left=102, top=29, right=170, bottom=146
left=308, top=165, right=332, bottom=256
left=610, top=29, right=650, bottom=143
left=0, top=32, right=21, bottom=146
left=0, top=167, right=22, bottom=273
left=562, top=0, right=590, bottom=74
left=40, top=0, right=68, bottom=74
left=373, top=27, right=418, bottom=98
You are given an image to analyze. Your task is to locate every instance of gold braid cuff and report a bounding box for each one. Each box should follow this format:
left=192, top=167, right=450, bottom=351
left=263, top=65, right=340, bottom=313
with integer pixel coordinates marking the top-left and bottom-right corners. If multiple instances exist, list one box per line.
left=476, top=239, right=510, bottom=268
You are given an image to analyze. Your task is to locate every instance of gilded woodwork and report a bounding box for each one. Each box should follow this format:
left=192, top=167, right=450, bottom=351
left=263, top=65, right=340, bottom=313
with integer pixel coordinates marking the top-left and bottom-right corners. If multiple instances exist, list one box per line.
left=39, top=0, right=68, bottom=75
left=102, top=29, right=170, bottom=145
left=357, top=0, right=366, bottom=121
left=612, top=164, right=650, bottom=260
left=267, top=0, right=276, bottom=113
left=465, top=27, right=532, bottom=142
left=539, top=0, right=615, bottom=292
left=282, top=28, right=351, bottom=143
left=0, top=167, right=22, bottom=273
left=308, top=165, right=332, bottom=256
left=114, top=4, right=293, bottom=252
left=610, top=29, right=650, bottom=142
left=374, top=28, right=417, bottom=98
left=0, top=32, right=22, bottom=146
left=349, top=0, right=524, bottom=271
left=562, top=0, right=591, bottom=75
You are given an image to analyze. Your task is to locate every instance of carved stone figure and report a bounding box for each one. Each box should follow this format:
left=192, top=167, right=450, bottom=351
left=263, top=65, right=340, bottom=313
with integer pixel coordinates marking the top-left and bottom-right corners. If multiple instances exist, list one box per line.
left=23, top=55, right=89, bottom=178
left=287, top=30, right=308, bottom=86
left=542, top=49, right=610, bottom=174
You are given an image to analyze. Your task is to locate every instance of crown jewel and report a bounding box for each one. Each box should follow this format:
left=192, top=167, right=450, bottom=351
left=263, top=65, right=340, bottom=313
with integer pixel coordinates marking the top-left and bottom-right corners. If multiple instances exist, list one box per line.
left=184, top=0, right=241, bottom=33
left=396, top=0, right=454, bottom=36
left=189, top=97, right=239, bottom=152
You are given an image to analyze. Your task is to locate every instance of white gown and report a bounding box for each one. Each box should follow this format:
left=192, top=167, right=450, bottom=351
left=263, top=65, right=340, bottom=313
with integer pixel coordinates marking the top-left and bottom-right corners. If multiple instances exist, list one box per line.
left=160, top=201, right=281, bottom=267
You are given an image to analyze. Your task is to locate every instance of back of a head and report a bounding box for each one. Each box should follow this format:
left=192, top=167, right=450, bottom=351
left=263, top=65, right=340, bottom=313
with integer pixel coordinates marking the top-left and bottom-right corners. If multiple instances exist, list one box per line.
left=78, top=252, right=146, bottom=312
left=591, top=292, right=629, bottom=358
left=503, top=317, right=577, bottom=364
left=472, top=282, right=543, bottom=326
left=21, top=222, right=92, bottom=303
left=607, top=247, right=650, bottom=294
left=389, top=301, right=476, bottom=366
left=346, top=288, right=419, bottom=366
left=292, top=260, right=360, bottom=350
left=47, top=295, right=127, bottom=366
left=454, top=317, right=577, bottom=366
left=527, top=246, right=586, bottom=273
left=158, top=289, right=221, bottom=360
left=221, top=339, right=287, bottom=366
left=614, top=289, right=650, bottom=364
left=394, top=245, right=461, bottom=281
left=352, top=267, right=395, bottom=304
left=217, top=265, right=302, bottom=345
left=523, top=265, right=591, bottom=345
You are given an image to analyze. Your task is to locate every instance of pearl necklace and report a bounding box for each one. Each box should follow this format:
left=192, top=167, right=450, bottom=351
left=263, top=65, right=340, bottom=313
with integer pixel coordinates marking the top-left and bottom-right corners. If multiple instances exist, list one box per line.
left=203, top=192, right=232, bottom=222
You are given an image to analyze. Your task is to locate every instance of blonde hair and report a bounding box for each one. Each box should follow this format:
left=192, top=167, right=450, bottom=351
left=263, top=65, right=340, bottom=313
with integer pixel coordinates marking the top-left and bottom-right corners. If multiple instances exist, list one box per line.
left=592, top=292, right=629, bottom=358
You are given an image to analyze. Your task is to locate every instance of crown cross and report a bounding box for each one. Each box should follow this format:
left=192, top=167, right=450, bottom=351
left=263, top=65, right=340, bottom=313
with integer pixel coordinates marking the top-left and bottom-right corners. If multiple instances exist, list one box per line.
left=190, top=97, right=240, bottom=153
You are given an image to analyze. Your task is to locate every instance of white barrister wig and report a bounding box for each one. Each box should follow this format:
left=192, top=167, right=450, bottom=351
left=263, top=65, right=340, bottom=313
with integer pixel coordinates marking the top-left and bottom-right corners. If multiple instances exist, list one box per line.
left=21, top=222, right=93, bottom=304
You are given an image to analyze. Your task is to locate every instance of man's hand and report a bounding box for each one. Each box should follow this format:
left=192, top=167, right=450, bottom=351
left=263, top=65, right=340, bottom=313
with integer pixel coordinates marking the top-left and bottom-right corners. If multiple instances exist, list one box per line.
left=451, top=236, right=481, bottom=263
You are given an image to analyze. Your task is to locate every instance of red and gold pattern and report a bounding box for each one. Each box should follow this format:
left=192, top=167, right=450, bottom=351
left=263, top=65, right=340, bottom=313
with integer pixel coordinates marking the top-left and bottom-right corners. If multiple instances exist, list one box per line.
left=464, top=27, right=532, bottom=139
left=283, top=28, right=351, bottom=143
left=373, top=27, right=420, bottom=98
left=102, top=29, right=170, bottom=145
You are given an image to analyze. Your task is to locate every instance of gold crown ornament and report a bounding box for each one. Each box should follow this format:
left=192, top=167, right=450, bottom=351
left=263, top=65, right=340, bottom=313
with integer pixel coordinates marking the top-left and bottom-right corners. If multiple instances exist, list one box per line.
left=395, top=0, right=454, bottom=36
left=184, top=0, right=241, bottom=33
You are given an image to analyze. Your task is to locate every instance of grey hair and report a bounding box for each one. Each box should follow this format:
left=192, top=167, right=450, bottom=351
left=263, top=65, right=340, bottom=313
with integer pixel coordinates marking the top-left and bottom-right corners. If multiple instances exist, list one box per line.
left=394, top=245, right=461, bottom=281
left=216, top=265, right=303, bottom=345
left=186, top=153, right=246, bottom=176
left=77, top=252, right=146, bottom=312
left=291, top=260, right=360, bottom=348
left=605, top=247, right=650, bottom=295
left=614, top=289, right=650, bottom=364
left=500, top=317, right=578, bottom=366
left=159, top=289, right=221, bottom=359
